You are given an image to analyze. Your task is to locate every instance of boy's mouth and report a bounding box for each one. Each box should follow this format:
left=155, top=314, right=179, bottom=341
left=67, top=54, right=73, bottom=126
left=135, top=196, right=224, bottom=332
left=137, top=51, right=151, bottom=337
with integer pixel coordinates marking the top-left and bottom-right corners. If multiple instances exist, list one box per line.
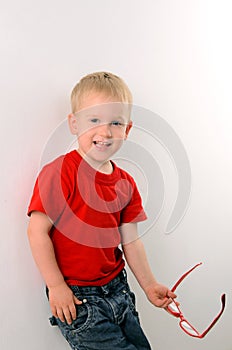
left=93, top=140, right=112, bottom=147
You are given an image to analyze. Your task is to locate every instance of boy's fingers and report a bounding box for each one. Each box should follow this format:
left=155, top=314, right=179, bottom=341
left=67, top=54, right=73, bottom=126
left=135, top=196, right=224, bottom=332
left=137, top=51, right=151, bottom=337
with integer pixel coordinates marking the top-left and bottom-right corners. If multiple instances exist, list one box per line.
left=167, top=290, right=177, bottom=299
left=160, top=297, right=173, bottom=308
left=56, top=308, right=65, bottom=323
left=63, top=306, right=74, bottom=325
left=65, top=297, right=82, bottom=324
left=51, top=306, right=58, bottom=318
left=166, top=297, right=175, bottom=306
left=69, top=301, right=78, bottom=321
left=74, top=296, right=83, bottom=305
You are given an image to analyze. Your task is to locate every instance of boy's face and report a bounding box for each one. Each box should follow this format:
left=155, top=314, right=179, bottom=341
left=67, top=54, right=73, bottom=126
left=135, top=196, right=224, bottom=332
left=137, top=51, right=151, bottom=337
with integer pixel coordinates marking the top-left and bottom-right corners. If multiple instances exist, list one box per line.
left=68, top=92, right=132, bottom=171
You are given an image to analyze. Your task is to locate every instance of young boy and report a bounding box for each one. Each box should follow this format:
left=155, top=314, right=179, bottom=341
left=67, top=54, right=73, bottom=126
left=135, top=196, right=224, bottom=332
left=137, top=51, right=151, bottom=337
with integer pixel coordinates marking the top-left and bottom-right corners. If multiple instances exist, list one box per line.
left=27, top=72, right=176, bottom=350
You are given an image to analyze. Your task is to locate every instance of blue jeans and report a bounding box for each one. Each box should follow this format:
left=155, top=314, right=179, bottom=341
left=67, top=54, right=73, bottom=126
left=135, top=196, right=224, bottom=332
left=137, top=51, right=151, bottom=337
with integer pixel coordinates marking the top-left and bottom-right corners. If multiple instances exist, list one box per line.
left=49, top=270, right=152, bottom=350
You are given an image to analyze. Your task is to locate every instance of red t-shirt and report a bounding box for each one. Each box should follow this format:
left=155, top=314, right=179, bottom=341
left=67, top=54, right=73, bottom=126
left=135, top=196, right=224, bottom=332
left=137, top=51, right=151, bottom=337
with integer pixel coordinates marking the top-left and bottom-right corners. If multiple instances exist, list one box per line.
left=28, top=150, right=147, bottom=286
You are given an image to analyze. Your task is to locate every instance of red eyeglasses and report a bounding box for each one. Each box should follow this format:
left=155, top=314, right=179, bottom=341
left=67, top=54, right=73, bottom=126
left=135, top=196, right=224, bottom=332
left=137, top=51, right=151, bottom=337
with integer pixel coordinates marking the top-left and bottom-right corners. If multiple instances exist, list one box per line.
left=166, top=263, right=226, bottom=338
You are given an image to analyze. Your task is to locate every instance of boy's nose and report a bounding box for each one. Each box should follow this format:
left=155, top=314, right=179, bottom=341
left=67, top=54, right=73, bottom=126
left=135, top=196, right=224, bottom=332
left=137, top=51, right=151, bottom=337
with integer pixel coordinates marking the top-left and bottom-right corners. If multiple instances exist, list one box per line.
left=98, top=123, right=112, bottom=137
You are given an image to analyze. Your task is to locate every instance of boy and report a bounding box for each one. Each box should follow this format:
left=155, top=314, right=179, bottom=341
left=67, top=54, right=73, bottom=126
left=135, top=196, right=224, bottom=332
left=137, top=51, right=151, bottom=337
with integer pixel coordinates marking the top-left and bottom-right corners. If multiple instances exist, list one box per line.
left=27, top=72, right=176, bottom=350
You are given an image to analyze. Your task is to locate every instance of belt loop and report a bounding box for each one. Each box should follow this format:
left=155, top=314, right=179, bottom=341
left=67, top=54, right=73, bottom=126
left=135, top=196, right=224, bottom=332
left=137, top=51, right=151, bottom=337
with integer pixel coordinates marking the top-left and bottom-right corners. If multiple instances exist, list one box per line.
left=122, top=269, right=127, bottom=280
left=101, top=285, right=109, bottom=295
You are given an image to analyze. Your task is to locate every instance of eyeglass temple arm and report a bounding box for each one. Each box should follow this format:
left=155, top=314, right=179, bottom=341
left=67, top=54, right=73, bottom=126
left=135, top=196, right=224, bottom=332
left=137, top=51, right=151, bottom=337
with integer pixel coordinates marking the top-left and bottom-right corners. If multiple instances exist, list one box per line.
left=171, top=262, right=203, bottom=292
left=200, top=294, right=226, bottom=338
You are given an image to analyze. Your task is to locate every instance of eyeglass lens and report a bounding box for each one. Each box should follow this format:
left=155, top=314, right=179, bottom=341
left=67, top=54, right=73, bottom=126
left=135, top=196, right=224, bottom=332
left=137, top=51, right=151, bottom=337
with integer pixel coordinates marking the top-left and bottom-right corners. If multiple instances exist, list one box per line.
left=180, top=320, right=199, bottom=336
left=168, top=301, right=179, bottom=314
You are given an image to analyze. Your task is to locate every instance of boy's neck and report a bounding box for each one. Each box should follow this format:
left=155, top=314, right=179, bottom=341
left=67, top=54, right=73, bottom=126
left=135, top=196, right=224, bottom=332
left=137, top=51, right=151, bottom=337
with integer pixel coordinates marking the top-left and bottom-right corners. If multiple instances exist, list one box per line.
left=76, top=149, right=113, bottom=174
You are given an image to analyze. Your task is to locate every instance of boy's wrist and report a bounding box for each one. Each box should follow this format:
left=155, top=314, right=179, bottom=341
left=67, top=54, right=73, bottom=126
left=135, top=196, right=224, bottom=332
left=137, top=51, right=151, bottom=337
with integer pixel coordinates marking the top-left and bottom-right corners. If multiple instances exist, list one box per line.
left=47, top=278, right=66, bottom=289
left=143, top=280, right=159, bottom=295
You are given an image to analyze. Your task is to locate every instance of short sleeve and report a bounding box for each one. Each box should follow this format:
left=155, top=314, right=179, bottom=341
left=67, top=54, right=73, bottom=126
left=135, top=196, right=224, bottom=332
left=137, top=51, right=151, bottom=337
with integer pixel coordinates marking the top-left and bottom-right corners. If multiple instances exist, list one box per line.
left=120, top=176, right=147, bottom=224
left=27, top=156, right=70, bottom=222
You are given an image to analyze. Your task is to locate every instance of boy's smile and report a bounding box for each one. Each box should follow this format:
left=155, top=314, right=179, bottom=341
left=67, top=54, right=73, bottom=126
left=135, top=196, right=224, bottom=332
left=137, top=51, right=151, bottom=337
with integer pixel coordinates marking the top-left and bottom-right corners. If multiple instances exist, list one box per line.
left=93, top=139, right=113, bottom=151
left=68, top=92, right=132, bottom=173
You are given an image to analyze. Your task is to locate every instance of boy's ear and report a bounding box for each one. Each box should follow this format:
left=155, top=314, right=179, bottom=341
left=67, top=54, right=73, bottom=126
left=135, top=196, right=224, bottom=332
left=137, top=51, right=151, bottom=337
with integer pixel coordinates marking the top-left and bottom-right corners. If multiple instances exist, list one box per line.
left=68, top=113, right=78, bottom=135
left=124, top=120, right=133, bottom=140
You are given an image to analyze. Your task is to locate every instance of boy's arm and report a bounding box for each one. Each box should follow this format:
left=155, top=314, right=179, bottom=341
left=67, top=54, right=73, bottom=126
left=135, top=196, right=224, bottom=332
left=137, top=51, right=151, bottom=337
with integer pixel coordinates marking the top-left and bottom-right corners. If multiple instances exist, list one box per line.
left=27, top=211, right=82, bottom=324
left=121, top=222, right=176, bottom=308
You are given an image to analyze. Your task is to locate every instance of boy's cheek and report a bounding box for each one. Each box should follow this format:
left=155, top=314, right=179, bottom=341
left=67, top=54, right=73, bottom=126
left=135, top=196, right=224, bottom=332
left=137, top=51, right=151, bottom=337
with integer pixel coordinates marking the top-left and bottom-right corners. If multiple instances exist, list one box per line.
left=77, top=125, right=94, bottom=137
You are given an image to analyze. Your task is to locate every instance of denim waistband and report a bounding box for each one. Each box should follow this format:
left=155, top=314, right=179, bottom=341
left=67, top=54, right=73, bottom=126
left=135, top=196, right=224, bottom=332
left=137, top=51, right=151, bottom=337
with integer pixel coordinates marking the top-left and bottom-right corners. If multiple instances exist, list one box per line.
left=69, top=269, right=127, bottom=296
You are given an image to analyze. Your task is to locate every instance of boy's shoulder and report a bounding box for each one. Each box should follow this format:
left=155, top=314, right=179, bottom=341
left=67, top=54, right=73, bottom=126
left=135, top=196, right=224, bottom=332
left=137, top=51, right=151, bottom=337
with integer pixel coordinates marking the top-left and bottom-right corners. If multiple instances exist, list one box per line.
left=39, top=151, right=79, bottom=183
left=41, top=150, right=78, bottom=170
left=112, top=161, right=136, bottom=185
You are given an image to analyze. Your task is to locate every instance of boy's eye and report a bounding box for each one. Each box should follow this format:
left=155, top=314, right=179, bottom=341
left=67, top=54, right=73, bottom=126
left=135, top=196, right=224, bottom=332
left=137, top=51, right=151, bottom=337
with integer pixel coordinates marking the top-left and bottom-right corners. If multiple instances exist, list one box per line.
left=111, top=121, right=123, bottom=126
left=90, top=118, right=100, bottom=124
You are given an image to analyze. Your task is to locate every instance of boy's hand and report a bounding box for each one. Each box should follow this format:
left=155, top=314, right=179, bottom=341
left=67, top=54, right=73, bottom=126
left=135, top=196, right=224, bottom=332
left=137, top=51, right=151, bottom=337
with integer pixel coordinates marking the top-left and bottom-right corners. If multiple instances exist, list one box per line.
left=145, top=283, right=177, bottom=308
left=48, top=282, right=82, bottom=325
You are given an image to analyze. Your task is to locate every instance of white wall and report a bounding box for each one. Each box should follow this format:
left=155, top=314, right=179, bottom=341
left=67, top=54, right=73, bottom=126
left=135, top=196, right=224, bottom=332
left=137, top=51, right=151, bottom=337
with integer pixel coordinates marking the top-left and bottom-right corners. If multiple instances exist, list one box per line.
left=1, top=1, right=232, bottom=349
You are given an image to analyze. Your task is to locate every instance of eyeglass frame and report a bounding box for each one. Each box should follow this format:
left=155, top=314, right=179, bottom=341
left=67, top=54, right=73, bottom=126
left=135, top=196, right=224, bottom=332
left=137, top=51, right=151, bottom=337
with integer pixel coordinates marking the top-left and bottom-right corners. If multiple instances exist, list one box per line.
left=166, top=263, right=226, bottom=338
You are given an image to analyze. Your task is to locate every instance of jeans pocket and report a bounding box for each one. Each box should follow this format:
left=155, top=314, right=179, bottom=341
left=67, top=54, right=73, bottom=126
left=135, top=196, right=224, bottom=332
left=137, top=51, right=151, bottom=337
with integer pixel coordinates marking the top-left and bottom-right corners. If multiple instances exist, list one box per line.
left=56, top=302, right=93, bottom=343
left=70, top=302, right=93, bottom=333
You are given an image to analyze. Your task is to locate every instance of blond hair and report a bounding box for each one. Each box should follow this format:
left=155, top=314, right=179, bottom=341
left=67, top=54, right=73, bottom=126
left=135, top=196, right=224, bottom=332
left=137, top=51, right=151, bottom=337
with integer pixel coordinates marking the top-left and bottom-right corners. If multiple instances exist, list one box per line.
left=71, top=71, right=133, bottom=113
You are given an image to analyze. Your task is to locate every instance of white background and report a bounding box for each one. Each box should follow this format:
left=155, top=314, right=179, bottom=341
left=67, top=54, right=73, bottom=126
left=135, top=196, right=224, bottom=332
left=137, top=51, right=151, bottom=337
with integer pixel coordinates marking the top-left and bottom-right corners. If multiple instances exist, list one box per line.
left=1, top=1, right=232, bottom=349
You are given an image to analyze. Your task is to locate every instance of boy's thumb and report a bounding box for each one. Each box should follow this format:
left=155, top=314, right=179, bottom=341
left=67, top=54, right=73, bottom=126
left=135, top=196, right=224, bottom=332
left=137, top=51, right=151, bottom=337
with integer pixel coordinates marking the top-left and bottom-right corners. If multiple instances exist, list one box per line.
left=74, top=296, right=82, bottom=305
